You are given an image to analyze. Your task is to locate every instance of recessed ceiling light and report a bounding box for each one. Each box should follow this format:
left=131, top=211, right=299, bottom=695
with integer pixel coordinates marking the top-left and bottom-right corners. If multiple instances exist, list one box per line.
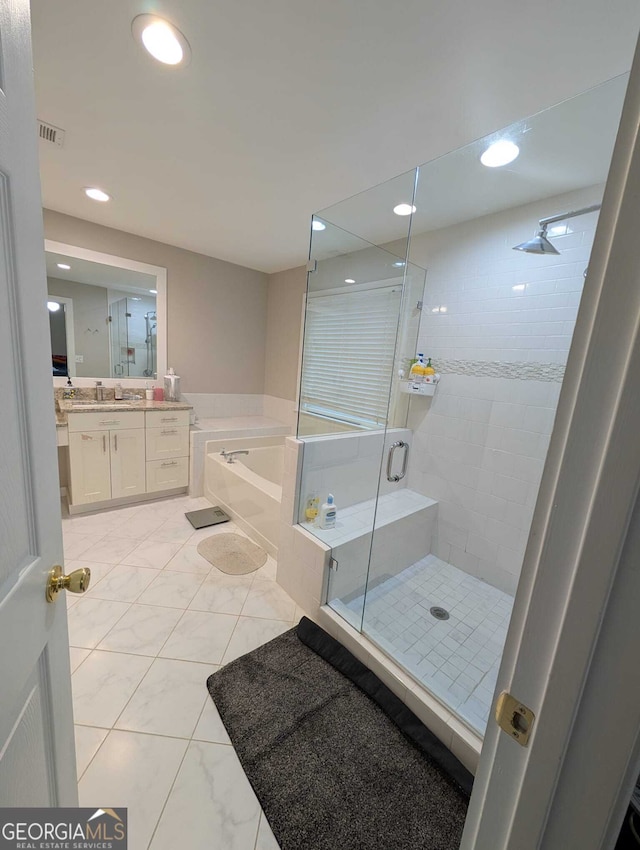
left=84, top=187, right=111, bottom=202
left=392, top=261, right=406, bottom=267
left=132, top=15, right=191, bottom=66
left=393, top=203, right=416, bottom=216
left=312, top=220, right=326, bottom=231
left=131, top=297, right=142, bottom=301
left=149, top=289, right=158, bottom=294
left=345, top=278, right=355, bottom=284
left=47, top=301, right=61, bottom=312
left=56, top=263, right=71, bottom=270
left=480, top=139, right=520, bottom=168
left=512, top=283, right=526, bottom=292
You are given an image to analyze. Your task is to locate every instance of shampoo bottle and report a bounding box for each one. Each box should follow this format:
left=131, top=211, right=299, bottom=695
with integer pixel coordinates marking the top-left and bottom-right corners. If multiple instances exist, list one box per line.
left=409, top=354, right=426, bottom=383
left=319, top=494, right=337, bottom=530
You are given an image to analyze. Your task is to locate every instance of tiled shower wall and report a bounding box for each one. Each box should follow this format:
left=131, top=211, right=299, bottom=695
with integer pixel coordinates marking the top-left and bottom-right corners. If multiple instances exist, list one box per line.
left=406, top=185, right=601, bottom=594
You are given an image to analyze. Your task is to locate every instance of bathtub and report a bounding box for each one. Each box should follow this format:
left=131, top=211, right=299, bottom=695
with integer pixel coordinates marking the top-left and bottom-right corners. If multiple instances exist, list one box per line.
left=203, top=436, right=285, bottom=557
left=189, top=417, right=290, bottom=496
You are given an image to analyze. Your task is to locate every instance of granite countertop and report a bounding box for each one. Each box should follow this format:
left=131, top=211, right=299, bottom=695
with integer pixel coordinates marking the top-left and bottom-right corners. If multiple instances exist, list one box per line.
left=55, top=389, right=192, bottom=426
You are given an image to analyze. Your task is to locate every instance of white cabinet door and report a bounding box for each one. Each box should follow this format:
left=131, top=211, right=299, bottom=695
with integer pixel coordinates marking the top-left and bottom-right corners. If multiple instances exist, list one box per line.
left=0, top=0, right=77, bottom=805
left=68, top=431, right=111, bottom=505
left=110, top=428, right=146, bottom=499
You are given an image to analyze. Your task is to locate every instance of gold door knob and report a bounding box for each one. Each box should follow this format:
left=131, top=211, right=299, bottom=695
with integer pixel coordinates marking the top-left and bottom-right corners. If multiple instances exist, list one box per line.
left=46, top=565, right=91, bottom=603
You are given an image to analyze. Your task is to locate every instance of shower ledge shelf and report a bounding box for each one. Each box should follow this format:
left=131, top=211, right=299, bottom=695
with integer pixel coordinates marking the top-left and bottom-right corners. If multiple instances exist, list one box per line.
left=300, top=489, right=437, bottom=549
left=400, top=381, right=436, bottom=396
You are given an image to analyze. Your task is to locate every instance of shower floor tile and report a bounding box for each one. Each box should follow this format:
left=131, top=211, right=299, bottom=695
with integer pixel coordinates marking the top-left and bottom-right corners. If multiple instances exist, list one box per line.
left=331, top=555, right=514, bottom=734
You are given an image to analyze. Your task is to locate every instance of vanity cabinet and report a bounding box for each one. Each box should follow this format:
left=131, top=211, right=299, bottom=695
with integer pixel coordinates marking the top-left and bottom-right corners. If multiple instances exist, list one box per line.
left=68, top=412, right=146, bottom=506
left=66, top=408, right=189, bottom=509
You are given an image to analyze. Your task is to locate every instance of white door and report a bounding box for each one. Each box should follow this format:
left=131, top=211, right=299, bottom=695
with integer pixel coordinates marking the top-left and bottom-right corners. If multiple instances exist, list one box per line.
left=110, top=428, right=146, bottom=499
left=0, top=0, right=77, bottom=806
left=464, top=38, right=640, bottom=850
left=69, top=431, right=112, bottom=505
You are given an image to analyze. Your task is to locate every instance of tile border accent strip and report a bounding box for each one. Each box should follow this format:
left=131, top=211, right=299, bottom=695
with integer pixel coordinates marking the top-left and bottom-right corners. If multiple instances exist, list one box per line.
left=435, top=359, right=565, bottom=382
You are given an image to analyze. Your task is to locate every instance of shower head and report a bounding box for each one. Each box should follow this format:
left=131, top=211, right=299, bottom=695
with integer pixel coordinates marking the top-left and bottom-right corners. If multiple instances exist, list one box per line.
left=513, top=228, right=560, bottom=255
left=513, top=203, right=601, bottom=256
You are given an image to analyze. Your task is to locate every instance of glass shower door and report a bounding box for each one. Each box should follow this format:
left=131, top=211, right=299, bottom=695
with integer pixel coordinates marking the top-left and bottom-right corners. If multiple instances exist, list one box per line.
left=296, top=168, right=419, bottom=631
left=110, top=297, right=129, bottom=377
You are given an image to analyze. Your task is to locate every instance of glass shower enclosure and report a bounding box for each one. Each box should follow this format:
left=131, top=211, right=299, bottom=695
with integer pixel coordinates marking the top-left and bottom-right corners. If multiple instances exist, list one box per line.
left=109, top=296, right=157, bottom=378
left=295, top=73, right=629, bottom=736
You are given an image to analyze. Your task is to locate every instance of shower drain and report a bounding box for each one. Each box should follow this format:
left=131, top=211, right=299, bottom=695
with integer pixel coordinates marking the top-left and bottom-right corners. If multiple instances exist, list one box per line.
left=429, top=606, right=450, bottom=621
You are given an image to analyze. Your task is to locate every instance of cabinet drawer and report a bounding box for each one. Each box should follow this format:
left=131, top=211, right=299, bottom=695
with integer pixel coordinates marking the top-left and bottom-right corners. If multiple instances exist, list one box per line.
left=145, top=409, right=190, bottom=429
left=146, top=426, right=190, bottom=461
left=67, top=410, right=145, bottom=432
left=146, top=456, right=189, bottom=492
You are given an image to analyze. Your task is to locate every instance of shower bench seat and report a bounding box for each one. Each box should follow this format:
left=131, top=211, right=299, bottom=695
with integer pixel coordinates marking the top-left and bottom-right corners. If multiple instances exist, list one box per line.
left=299, top=489, right=438, bottom=604
left=300, top=489, right=437, bottom=548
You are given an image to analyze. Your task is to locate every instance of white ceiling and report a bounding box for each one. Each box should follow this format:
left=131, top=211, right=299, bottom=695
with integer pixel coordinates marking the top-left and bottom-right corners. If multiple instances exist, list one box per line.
left=31, top=0, right=640, bottom=273
left=315, top=75, right=628, bottom=251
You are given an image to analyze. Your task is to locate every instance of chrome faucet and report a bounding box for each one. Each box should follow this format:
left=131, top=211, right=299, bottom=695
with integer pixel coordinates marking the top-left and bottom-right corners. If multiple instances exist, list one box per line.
left=220, top=448, right=249, bottom=464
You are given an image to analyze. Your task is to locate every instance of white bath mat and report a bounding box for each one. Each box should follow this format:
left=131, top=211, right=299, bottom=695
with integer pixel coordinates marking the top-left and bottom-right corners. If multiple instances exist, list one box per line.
left=197, top=533, right=267, bottom=575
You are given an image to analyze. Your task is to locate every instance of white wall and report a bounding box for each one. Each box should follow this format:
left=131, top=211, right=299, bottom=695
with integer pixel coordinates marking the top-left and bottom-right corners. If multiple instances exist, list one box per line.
left=264, top=266, right=306, bottom=402
left=406, top=185, right=601, bottom=593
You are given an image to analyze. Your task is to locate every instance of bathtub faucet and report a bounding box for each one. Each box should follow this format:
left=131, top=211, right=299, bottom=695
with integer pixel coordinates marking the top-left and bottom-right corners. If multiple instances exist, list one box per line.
left=220, top=448, right=249, bottom=464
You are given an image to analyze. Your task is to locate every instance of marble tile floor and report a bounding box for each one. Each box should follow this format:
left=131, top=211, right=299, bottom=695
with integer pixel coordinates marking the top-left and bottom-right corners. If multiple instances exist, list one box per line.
left=63, top=494, right=298, bottom=849
left=331, top=554, right=514, bottom=734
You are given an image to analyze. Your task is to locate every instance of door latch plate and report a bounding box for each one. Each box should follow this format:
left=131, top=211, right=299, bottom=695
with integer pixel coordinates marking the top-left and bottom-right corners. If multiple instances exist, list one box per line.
left=495, top=691, right=535, bottom=747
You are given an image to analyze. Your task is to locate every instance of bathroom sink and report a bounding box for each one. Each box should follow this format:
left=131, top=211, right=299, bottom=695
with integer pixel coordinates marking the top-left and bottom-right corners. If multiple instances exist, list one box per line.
left=69, top=400, right=115, bottom=406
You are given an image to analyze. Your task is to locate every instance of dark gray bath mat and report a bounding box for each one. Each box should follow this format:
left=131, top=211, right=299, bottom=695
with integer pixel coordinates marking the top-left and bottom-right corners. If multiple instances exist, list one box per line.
left=206, top=617, right=471, bottom=850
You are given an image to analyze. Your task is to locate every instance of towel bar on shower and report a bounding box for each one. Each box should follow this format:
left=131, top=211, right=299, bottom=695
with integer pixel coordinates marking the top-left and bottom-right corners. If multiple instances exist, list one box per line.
left=387, top=440, right=409, bottom=482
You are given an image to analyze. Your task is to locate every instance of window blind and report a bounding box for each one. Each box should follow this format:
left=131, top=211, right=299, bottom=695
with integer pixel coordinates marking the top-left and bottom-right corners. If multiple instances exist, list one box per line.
left=300, top=286, right=402, bottom=428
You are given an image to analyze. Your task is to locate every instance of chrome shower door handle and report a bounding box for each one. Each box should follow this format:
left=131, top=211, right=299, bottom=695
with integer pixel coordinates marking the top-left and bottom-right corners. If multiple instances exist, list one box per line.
left=386, top=440, right=409, bottom=482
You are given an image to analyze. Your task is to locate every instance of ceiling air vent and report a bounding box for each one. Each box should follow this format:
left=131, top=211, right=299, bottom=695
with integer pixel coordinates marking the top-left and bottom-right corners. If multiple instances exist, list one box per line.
left=38, top=120, right=65, bottom=147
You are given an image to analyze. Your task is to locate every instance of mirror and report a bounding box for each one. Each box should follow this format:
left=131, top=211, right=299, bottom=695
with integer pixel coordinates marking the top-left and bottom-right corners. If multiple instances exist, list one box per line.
left=45, top=242, right=167, bottom=382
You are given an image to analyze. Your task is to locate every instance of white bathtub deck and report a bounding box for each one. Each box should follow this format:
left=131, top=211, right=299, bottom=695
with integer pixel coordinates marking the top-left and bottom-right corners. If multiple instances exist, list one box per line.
left=193, top=415, right=290, bottom=438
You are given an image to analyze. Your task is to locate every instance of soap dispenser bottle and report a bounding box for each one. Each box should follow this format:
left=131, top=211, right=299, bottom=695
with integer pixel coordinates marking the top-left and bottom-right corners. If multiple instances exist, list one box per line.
left=164, top=367, right=181, bottom=402
left=319, top=494, right=337, bottom=530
